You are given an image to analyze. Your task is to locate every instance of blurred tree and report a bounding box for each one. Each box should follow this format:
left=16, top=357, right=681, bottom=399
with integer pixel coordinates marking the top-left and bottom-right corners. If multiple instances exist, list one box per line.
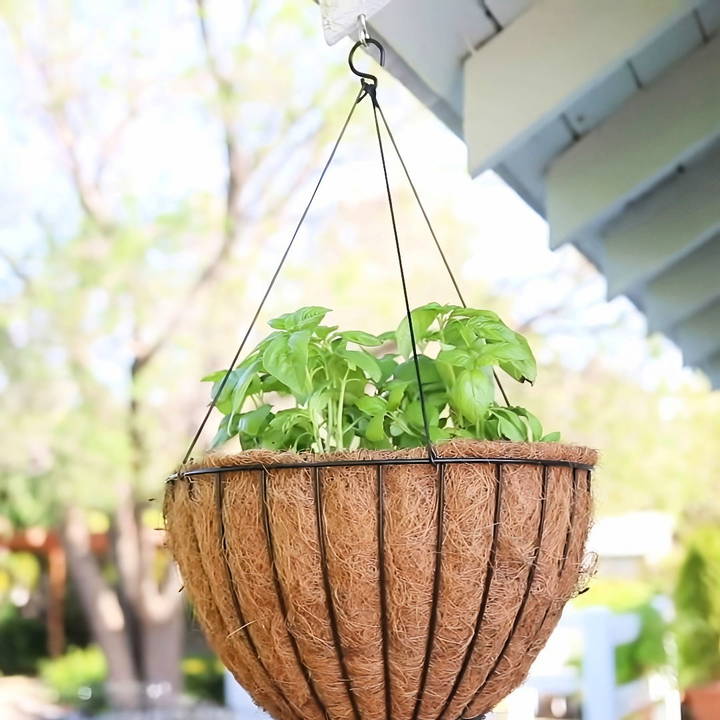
left=675, top=526, right=720, bottom=689
left=510, top=356, right=720, bottom=519
left=0, top=0, right=356, bottom=708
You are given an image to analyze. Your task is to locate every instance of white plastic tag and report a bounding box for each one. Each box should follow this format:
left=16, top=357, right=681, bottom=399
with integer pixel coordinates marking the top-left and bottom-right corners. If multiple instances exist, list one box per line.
left=319, top=0, right=393, bottom=45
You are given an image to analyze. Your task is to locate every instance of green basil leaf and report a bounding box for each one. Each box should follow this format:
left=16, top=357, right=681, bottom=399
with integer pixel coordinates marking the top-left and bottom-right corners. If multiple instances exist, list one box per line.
left=377, top=354, right=399, bottom=384
left=209, top=415, right=232, bottom=450
left=211, top=366, right=247, bottom=414
left=449, top=307, right=501, bottom=322
left=448, top=426, right=474, bottom=439
left=386, top=380, right=410, bottom=411
left=235, top=404, right=273, bottom=438
left=343, top=374, right=368, bottom=403
left=541, top=431, right=561, bottom=442
left=472, top=342, right=528, bottom=367
left=394, top=356, right=441, bottom=386
left=441, top=319, right=477, bottom=348
left=314, top=324, right=339, bottom=339
left=437, top=348, right=473, bottom=368
left=307, top=390, right=329, bottom=413
left=263, top=335, right=309, bottom=398
left=498, top=416, right=527, bottom=442
left=338, top=330, right=383, bottom=346
left=356, top=395, right=387, bottom=416
left=498, top=334, right=536, bottom=383
left=429, top=425, right=452, bottom=442
left=483, top=416, right=500, bottom=439
left=515, top=407, right=543, bottom=442
left=465, top=318, right=516, bottom=343
left=259, top=374, right=289, bottom=393
left=229, top=358, right=262, bottom=418
left=288, top=329, right=311, bottom=377
left=492, top=407, right=534, bottom=442
left=396, top=305, right=444, bottom=358
left=365, top=413, right=387, bottom=443
left=405, top=400, right=439, bottom=430
left=449, top=368, right=493, bottom=423
left=435, top=357, right=456, bottom=389
left=389, top=415, right=412, bottom=437
left=269, top=306, right=332, bottom=331
left=499, top=358, right=537, bottom=384
left=338, top=348, right=381, bottom=383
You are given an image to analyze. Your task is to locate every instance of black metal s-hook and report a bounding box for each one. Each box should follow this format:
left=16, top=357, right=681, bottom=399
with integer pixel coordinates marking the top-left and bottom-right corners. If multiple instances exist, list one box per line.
left=348, top=37, right=385, bottom=87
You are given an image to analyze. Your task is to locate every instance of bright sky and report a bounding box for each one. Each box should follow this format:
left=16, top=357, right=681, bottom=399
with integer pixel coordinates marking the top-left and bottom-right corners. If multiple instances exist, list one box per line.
left=0, top=0, right=699, bottom=396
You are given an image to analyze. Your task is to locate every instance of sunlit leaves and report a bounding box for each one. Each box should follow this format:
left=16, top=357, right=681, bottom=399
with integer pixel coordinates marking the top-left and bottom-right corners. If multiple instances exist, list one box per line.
left=262, top=334, right=309, bottom=398
left=337, top=330, right=383, bottom=346
left=450, top=369, right=493, bottom=423
left=268, top=306, right=331, bottom=331
left=205, top=304, right=558, bottom=452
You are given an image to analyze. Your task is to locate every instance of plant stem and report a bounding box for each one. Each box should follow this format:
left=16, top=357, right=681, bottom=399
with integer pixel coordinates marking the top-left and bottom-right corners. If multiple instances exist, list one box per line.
left=336, top=370, right=349, bottom=449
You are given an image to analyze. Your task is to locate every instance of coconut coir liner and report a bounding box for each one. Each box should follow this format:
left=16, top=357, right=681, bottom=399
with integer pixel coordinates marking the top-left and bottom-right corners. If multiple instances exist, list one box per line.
left=164, top=439, right=596, bottom=719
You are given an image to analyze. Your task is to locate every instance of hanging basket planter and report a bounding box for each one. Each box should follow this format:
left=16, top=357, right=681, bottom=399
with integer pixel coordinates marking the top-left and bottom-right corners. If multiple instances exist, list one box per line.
left=164, top=28, right=598, bottom=720
left=165, top=440, right=595, bottom=720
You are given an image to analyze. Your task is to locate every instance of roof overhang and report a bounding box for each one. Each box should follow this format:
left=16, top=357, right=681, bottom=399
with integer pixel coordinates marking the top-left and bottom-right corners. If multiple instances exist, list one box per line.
left=354, top=0, right=720, bottom=387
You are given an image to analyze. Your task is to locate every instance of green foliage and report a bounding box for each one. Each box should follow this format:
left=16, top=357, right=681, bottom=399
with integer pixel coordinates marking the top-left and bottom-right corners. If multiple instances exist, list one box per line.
left=0, top=603, right=48, bottom=675
left=0, top=474, right=59, bottom=530
left=182, top=654, right=224, bottom=703
left=0, top=551, right=42, bottom=600
left=205, top=303, right=559, bottom=452
left=40, top=645, right=107, bottom=713
left=674, top=526, right=720, bottom=689
left=38, top=647, right=226, bottom=709
left=573, top=579, right=668, bottom=684
left=0, top=552, right=47, bottom=676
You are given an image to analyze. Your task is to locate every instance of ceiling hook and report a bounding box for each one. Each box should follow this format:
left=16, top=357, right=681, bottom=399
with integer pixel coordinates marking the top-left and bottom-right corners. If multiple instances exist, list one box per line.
left=348, top=36, right=385, bottom=88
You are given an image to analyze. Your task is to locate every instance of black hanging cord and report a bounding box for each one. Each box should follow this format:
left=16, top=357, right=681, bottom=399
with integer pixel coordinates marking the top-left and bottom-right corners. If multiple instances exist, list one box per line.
left=348, top=38, right=435, bottom=461
left=373, top=104, right=511, bottom=407
left=368, top=95, right=435, bottom=462
left=182, top=87, right=365, bottom=464
left=183, top=34, right=511, bottom=464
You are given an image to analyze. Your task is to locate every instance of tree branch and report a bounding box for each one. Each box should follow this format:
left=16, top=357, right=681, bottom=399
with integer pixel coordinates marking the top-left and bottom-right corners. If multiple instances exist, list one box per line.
left=94, top=109, right=138, bottom=187
left=35, top=59, right=115, bottom=234
left=62, top=506, right=137, bottom=673
left=113, top=481, right=143, bottom=607
left=139, top=525, right=182, bottom=623
left=0, top=248, right=31, bottom=289
left=131, top=0, right=246, bottom=375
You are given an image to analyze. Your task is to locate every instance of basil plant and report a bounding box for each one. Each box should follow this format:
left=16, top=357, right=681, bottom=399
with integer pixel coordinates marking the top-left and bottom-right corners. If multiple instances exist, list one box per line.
left=203, top=303, right=560, bottom=452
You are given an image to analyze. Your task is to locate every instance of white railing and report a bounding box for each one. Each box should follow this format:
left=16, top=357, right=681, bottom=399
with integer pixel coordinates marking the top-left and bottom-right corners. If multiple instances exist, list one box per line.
left=513, top=606, right=681, bottom=720
left=222, top=606, right=681, bottom=720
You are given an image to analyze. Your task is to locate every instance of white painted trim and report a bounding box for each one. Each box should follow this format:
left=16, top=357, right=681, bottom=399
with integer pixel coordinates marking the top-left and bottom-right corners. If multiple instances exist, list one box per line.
left=602, top=146, right=720, bottom=297
left=644, top=237, right=720, bottom=332
left=700, top=351, right=720, bottom=387
left=548, top=33, right=720, bottom=247
left=671, top=300, right=720, bottom=365
left=463, top=0, right=697, bottom=176
left=319, top=0, right=393, bottom=46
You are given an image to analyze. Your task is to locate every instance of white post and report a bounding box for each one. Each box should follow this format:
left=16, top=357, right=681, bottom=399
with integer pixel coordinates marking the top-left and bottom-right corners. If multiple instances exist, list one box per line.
left=224, top=670, right=269, bottom=719
left=581, top=607, right=617, bottom=720
left=506, top=686, right=538, bottom=720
